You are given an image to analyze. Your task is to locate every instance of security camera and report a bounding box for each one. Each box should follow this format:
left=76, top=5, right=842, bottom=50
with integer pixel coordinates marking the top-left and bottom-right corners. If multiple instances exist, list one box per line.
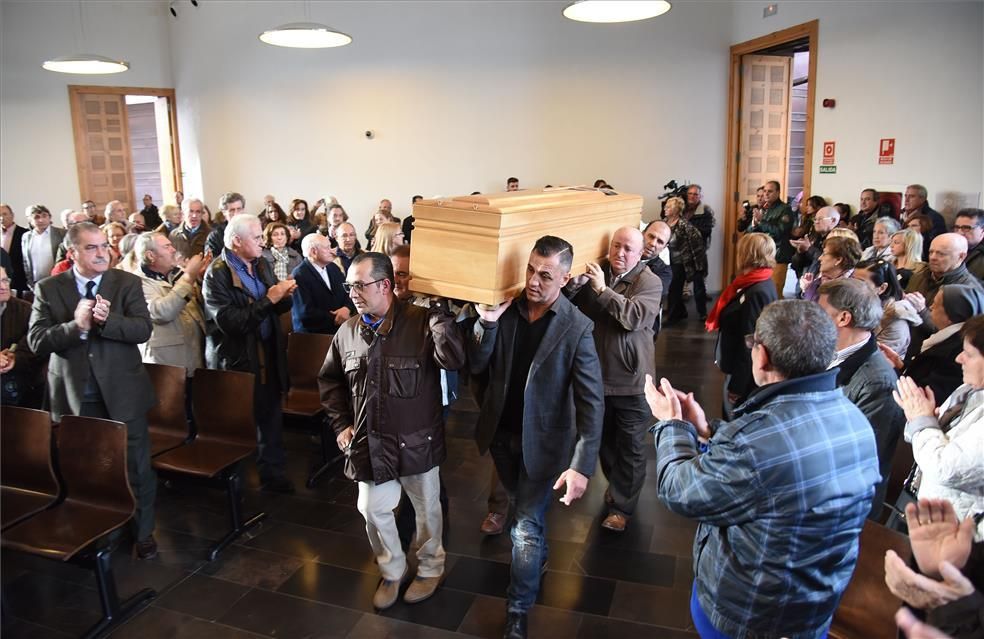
left=169, top=2, right=177, bottom=17
left=364, top=130, right=375, bottom=139
left=190, top=0, right=199, bottom=6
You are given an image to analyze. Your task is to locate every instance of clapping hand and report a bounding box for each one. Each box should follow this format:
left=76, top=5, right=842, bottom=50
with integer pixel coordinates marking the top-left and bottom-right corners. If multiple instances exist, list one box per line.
left=885, top=551, right=974, bottom=610
left=904, top=292, right=927, bottom=313
left=584, top=262, right=606, bottom=294
left=74, top=298, right=95, bottom=332
left=92, top=295, right=111, bottom=325
left=644, top=375, right=712, bottom=440
left=893, top=376, right=937, bottom=421
left=879, top=342, right=905, bottom=371
left=906, top=499, right=975, bottom=578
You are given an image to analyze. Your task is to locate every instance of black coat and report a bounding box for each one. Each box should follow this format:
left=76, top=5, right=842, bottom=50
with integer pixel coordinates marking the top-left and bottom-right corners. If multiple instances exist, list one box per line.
left=4, top=224, right=28, bottom=293
left=714, top=279, right=777, bottom=403
left=904, top=331, right=965, bottom=403
left=290, top=259, right=354, bottom=334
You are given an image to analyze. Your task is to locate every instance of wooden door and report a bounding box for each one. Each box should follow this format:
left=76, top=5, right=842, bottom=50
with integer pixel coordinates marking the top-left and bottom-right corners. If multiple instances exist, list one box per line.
left=70, top=92, right=136, bottom=212
left=738, top=54, right=792, bottom=205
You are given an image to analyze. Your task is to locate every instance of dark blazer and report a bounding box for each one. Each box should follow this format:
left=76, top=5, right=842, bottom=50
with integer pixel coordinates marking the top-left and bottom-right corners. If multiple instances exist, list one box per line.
left=22, top=226, right=67, bottom=289
left=205, top=222, right=227, bottom=258
left=202, top=251, right=291, bottom=387
left=5, top=224, right=28, bottom=292
left=27, top=268, right=155, bottom=423
left=290, top=259, right=355, bottom=334
left=905, top=332, right=964, bottom=403
left=468, top=293, right=604, bottom=481
left=714, top=279, right=777, bottom=403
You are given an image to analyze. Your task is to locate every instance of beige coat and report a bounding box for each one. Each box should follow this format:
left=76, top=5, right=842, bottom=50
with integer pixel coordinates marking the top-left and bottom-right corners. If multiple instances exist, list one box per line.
left=131, top=265, right=206, bottom=376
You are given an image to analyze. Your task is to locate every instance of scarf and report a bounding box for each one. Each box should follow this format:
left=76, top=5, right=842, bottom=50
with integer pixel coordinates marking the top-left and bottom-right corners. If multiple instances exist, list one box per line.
left=705, top=267, right=773, bottom=331
left=270, top=247, right=291, bottom=282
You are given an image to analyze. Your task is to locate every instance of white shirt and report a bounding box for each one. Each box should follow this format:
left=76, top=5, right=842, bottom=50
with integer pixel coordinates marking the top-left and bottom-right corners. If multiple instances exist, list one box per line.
left=314, top=262, right=333, bottom=290
left=29, top=227, right=54, bottom=283
left=72, top=267, right=104, bottom=340
left=829, top=333, right=871, bottom=369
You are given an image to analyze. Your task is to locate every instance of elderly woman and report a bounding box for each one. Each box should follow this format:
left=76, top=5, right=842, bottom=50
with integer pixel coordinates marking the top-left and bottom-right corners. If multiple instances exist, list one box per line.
left=261, top=222, right=302, bottom=282
left=894, top=313, right=984, bottom=539
left=861, top=217, right=900, bottom=262
left=158, top=204, right=182, bottom=234
left=663, top=196, right=708, bottom=324
left=706, top=232, right=778, bottom=414
left=101, top=221, right=127, bottom=268
left=854, top=259, right=920, bottom=360
left=800, top=235, right=862, bottom=301
left=890, top=228, right=927, bottom=289
left=372, top=221, right=405, bottom=255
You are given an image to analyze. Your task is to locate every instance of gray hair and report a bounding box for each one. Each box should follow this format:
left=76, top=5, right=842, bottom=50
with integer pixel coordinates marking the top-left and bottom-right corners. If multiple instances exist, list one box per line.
left=301, top=232, right=325, bottom=257
left=754, top=300, right=837, bottom=379
left=874, top=216, right=900, bottom=235
left=182, top=197, right=204, bottom=214
left=134, top=232, right=166, bottom=265
left=219, top=191, right=245, bottom=212
left=66, top=221, right=102, bottom=249
left=224, top=213, right=260, bottom=250
left=818, top=278, right=883, bottom=331
left=907, top=184, right=928, bottom=199
left=103, top=200, right=122, bottom=217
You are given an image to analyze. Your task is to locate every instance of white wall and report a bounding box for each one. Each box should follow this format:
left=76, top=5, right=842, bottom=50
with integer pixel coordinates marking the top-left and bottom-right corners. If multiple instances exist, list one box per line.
left=732, top=1, right=984, bottom=214
left=0, top=0, right=173, bottom=219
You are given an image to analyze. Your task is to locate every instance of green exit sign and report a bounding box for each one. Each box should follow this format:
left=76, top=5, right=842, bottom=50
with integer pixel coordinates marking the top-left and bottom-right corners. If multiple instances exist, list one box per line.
left=819, top=165, right=837, bottom=174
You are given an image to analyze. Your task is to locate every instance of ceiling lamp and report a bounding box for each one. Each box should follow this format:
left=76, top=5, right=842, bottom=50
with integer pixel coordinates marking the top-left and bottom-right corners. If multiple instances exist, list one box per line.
left=563, top=1, right=672, bottom=23
left=259, top=22, right=352, bottom=48
left=42, top=54, right=129, bottom=74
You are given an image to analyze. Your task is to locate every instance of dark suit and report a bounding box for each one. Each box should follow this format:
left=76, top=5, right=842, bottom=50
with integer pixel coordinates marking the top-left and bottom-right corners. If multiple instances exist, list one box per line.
left=1, top=296, right=42, bottom=407
left=290, top=259, right=354, bottom=334
left=27, top=268, right=157, bottom=540
left=4, top=224, right=28, bottom=293
left=469, top=292, right=603, bottom=614
left=21, top=226, right=66, bottom=289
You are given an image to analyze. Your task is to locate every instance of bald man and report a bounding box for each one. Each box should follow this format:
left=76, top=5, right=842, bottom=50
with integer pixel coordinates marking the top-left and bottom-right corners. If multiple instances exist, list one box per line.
left=904, top=233, right=983, bottom=342
left=567, top=226, right=663, bottom=531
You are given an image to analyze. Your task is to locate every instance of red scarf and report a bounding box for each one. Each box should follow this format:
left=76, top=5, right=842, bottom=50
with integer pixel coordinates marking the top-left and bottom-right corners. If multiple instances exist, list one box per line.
left=704, top=267, right=774, bottom=331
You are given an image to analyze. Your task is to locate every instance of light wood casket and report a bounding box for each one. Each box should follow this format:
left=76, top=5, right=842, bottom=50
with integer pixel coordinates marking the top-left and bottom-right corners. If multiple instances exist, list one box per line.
left=409, top=188, right=643, bottom=305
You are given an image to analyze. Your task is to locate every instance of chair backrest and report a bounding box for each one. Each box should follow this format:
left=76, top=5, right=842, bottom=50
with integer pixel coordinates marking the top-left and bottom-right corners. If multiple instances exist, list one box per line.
left=145, top=362, right=190, bottom=437
left=883, top=440, right=915, bottom=510
left=191, top=368, right=255, bottom=445
left=0, top=406, right=58, bottom=496
left=830, top=520, right=911, bottom=639
left=286, top=332, right=333, bottom=393
left=56, top=415, right=134, bottom=515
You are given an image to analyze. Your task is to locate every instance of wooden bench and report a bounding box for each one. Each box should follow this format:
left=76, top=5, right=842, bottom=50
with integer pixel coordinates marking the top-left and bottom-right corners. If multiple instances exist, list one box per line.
left=1, top=405, right=60, bottom=531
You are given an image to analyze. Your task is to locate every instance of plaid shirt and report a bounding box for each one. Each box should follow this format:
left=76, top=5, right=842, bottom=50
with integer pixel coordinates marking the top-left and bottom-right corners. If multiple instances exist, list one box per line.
left=653, top=370, right=879, bottom=639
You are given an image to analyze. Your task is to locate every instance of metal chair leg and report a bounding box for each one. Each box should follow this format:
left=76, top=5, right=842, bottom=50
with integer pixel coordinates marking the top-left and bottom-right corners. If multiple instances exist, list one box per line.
left=306, top=417, right=342, bottom=488
left=207, top=469, right=267, bottom=562
left=81, top=547, right=155, bottom=639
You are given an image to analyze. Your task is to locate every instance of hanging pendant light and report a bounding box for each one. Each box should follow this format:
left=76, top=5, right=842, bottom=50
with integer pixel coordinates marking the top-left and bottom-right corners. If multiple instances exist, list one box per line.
left=43, top=54, right=129, bottom=74
left=563, top=1, right=672, bottom=23
left=259, top=22, right=352, bottom=48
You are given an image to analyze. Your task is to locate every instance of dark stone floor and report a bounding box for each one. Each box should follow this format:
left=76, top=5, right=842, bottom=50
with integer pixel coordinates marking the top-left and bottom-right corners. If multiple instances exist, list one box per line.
left=1, top=315, right=723, bottom=638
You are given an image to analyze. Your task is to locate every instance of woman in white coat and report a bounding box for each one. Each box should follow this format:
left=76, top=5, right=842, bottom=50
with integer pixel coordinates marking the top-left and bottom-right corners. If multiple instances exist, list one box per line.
left=894, top=313, right=984, bottom=540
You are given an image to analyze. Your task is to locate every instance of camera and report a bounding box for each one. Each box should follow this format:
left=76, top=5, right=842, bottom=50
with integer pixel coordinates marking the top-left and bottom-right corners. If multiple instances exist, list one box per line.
left=364, top=130, right=374, bottom=139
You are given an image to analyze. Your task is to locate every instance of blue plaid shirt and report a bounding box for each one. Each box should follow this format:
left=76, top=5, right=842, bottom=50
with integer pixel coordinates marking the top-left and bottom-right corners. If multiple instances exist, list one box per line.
left=653, top=370, right=879, bottom=639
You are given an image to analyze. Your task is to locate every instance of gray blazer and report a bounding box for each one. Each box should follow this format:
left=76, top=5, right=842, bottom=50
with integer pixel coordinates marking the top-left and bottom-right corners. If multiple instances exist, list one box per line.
left=469, top=292, right=604, bottom=481
left=21, top=226, right=67, bottom=289
left=28, top=268, right=156, bottom=423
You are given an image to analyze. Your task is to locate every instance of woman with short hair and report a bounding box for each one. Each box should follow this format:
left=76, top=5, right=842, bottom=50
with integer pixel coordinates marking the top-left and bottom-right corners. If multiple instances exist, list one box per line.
left=800, top=235, right=862, bottom=301
left=261, top=222, right=302, bottom=282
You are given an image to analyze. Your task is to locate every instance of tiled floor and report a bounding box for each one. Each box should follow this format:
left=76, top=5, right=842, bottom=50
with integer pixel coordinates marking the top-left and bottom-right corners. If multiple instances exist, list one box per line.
left=1, top=316, right=723, bottom=638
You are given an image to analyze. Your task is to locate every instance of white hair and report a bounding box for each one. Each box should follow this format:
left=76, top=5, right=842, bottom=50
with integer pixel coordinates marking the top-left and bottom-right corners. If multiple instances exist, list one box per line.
left=301, top=232, right=325, bottom=257
left=182, top=197, right=204, bottom=214
left=224, top=213, right=261, bottom=250
left=134, top=232, right=166, bottom=265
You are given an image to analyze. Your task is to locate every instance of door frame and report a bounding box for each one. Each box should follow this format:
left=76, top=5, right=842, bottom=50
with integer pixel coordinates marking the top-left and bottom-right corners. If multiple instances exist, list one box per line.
left=68, top=85, right=184, bottom=206
left=722, top=20, right=818, bottom=285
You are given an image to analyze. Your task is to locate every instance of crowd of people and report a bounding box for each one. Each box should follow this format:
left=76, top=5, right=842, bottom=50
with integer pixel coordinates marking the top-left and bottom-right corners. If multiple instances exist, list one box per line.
left=0, top=175, right=981, bottom=639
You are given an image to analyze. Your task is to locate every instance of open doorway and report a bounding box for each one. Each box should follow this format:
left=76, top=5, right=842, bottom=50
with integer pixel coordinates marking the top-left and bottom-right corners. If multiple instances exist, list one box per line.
left=722, top=20, right=818, bottom=285
left=68, top=86, right=183, bottom=217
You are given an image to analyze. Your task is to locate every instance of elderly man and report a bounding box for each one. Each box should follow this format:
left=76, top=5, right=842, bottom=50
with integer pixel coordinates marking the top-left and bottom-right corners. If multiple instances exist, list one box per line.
left=748, top=180, right=795, bottom=297
left=905, top=233, right=982, bottom=330
left=203, top=214, right=297, bottom=493
left=21, top=204, right=66, bottom=290
left=129, top=232, right=208, bottom=377
left=206, top=192, right=246, bottom=257
left=104, top=200, right=127, bottom=224
left=853, top=188, right=881, bottom=248
left=953, top=208, right=984, bottom=281
left=324, top=204, right=348, bottom=247
left=319, top=252, right=466, bottom=609
left=28, top=222, right=159, bottom=558
left=818, top=278, right=904, bottom=518
left=683, top=184, right=716, bottom=250
left=1, top=203, right=28, bottom=294
left=470, top=236, right=603, bottom=639
left=567, top=226, right=661, bottom=531
left=140, top=194, right=161, bottom=229
left=291, top=233, right=353, bottom=334
left=127, top=212, right=147, bottom=234
left=647, top=300, right=879, bottom=639
left=1, top=265, right=42, bottom=406
left=333, top=222, right=363, bottom=273
left=170, top=198, right=209, bottom=260
left=52, top=210, right=91, bottom=273
left=790, top=205, right=840, bottom=280
left=902, top=184, right=946, bottom=239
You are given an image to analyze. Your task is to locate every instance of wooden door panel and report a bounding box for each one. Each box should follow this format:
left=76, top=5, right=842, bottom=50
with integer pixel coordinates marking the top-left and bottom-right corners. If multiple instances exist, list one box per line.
left=71, top=92, right=136, bottom=212
left=738, top=54, right=792, bottom=203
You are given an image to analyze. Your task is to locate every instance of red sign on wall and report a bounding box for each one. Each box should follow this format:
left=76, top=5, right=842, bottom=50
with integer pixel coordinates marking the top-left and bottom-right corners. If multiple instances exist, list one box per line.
left=822, top=141, right=836, bottom=165
left=879, top=138, right=895, bottom=165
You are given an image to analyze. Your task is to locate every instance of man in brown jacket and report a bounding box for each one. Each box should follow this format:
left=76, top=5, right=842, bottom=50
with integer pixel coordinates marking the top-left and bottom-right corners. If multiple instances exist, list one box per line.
left=318, top=252, right=466, bottom=610
left=568, top=226, right=662, bottom=532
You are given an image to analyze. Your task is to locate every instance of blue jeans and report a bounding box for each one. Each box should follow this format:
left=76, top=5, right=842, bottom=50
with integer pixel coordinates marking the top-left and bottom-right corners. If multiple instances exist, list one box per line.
left=489, top=429, right=556, bottom=614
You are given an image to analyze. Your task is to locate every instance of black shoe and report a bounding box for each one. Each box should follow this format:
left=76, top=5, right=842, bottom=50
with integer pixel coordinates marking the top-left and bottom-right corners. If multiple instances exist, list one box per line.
left=260, top=476, right=296, bottom=494
left=134, top=536, right=158, bottom=560
left=503, top=612, right=528, bottom=639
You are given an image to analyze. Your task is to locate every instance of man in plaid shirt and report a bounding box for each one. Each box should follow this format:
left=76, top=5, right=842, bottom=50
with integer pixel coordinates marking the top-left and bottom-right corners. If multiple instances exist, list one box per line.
left=646, top=300, right=880, bottom=639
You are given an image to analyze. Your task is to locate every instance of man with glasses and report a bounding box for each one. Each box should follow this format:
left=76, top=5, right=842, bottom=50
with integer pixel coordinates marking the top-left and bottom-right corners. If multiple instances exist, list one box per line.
left=952, top=208, right=984, bottom=281
left=790, top=205, right=840, bottom=285
left=28, top=222, right=159, bottom=558
left=203, top=214, right=298, bottom=494
left=646, top=299, right=879, bottom=639
left=319, top=251, right=466, bottom=610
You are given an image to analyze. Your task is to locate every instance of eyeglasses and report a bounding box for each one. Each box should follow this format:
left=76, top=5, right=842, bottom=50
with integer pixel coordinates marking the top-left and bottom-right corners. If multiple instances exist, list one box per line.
left=744, top=333, right=763, bottom=350
left=343, top=278, right=385, bottom=294
left=953, top=225, right=981, bottom=233
left=0, top=277, right=10, bottom=285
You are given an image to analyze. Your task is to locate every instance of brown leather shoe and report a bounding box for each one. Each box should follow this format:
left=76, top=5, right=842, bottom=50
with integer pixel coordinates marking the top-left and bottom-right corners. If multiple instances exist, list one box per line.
left=373, top=568, right=408, bottom=610
left=403, top=575, right=442, bottom=604
left=480, top=512, right=506, bottom=535
left=601, top=512, right=628, bottom=532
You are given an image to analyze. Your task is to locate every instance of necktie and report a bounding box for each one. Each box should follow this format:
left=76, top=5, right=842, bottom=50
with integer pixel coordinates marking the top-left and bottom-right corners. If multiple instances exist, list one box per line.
left=85, top=280, right=96, bottom=300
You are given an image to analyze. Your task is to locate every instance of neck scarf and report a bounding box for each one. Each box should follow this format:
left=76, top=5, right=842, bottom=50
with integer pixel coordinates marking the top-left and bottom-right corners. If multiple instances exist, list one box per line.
left=705, top=267, right=774, bottom=331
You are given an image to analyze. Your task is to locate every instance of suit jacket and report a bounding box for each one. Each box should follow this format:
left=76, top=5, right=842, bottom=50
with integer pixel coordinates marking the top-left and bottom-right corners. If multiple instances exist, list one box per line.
left=469, top=292, right=604, bottom=481
left=127, top=264, right=206, bottom=376
left=21, top=226, right=66, bottom=289
left=4, top=224, right=28, bottom=292
left=905, top=332, right=965, bottom=404
left=27, top=268, right=155, bottom=423
left=290, top=259, right=355, bottom=334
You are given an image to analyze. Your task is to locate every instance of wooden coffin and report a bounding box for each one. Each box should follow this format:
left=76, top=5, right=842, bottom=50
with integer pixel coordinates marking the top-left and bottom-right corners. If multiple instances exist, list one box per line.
left=408, top=187, right=643, bottom=305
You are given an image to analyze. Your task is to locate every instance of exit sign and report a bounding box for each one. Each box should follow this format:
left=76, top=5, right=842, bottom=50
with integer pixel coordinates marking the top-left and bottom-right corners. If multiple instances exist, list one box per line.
left=819, top=165, right=837, bottom=174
